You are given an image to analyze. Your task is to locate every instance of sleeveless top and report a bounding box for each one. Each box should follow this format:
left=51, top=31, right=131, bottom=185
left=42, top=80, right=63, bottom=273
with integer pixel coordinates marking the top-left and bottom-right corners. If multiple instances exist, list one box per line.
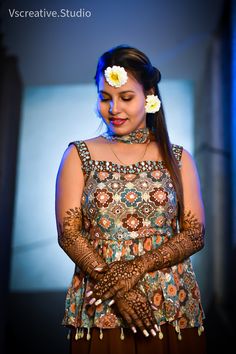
left=61, top=140, right=205, bottom=335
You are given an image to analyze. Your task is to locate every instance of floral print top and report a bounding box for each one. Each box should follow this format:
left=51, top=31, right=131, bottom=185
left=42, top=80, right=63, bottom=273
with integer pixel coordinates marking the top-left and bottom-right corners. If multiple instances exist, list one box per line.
left=62, top=140, right=204, bottom=331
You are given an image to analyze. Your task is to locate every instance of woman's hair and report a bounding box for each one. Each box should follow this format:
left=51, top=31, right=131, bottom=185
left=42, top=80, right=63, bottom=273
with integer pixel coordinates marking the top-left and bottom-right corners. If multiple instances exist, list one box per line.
left=94, top=45, right=184, bottom=227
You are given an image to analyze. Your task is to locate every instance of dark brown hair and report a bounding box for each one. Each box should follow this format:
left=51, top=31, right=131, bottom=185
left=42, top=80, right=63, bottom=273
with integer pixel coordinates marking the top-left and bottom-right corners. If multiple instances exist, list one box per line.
left=94, top=45, right=184, bottom=227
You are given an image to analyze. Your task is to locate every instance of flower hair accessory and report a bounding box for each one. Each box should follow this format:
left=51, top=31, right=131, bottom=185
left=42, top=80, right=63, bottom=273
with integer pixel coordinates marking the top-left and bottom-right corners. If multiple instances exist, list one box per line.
left=104, top=65, right=128, bottom=88
left=145, top=94, right=161, bottom=113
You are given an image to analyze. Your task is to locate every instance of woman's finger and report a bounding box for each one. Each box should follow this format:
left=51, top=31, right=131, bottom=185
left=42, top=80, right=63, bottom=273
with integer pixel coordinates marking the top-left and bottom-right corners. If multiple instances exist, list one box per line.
left=94, top=282, right=122, bottom=302
left=129, top=308, right=150, bottom=337
left=117, top=307, right=136, bottom=332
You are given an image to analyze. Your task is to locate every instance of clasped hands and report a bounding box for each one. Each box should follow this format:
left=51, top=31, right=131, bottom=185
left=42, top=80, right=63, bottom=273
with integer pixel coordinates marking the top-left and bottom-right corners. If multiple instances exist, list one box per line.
left=86, top=257, right=158, bottom=337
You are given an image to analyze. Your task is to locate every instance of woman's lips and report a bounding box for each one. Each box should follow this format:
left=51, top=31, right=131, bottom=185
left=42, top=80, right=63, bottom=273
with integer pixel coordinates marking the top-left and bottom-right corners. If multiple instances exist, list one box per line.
left=109, top=118, right=127, bottom=126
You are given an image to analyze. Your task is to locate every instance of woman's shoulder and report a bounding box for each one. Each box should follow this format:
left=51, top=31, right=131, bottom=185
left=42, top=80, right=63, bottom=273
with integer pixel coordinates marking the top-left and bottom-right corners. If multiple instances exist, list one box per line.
left=171, top=144, right=195, bottom=163
left=67, top=135, right=106, bottom=160
left=67, top=135, right=103, bottom=150
left=180, top=147, right=195, bottom=164
left=84, top=135, right=106, bottom=146
left=177, top=147, right=200, bottom=178
left=69, top=135, right=105, bottom=146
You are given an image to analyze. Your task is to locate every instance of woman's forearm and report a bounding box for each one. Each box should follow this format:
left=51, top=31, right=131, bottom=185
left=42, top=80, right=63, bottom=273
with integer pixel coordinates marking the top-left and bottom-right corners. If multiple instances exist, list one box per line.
left=142, top=210, right=205, bottom=272
left=58, top=207, right=107, bottom=280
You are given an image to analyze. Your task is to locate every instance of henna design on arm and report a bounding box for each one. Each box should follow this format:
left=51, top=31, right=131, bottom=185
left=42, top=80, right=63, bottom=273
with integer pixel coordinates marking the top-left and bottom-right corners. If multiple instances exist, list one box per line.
left=89, top=210, right=204, bottom=302
left=58, top=207, right=107, bottom=280
left=145, top=210, right=205, bottom=272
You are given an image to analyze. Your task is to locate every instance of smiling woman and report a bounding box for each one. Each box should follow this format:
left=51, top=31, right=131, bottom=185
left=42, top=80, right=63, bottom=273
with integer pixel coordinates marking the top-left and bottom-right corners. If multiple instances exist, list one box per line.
left=55, top=44, right=207, bottom=354
left=97, top=72, right=147, bottom=133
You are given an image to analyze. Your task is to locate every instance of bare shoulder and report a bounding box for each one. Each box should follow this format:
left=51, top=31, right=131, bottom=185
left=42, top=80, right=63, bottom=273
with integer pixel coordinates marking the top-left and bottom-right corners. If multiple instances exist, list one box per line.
left=84, top=135, right=108, bottom=159
left=62, top=136, right=103, bottom=161
left=181, top=148, right=195, bottom=165
left=61, top=143, right=82, bottom=165
left=84, top=135, right=105, bottom=147
left=179, top=148, right=204, bottom=215
left=57, top=144, right=84, bottom=178
left=180, top=148, right=200, bottom=182
left=56, top=144, right=85, bottom=207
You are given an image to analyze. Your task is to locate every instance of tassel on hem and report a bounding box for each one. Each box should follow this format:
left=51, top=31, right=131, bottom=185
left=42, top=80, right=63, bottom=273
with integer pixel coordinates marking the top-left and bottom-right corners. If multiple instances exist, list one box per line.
left=67, top=329, right=71, bottom=340
left=156, top=325, right=163, bottom=340
left=75, top=328, right=79, bottom=341
left=177, top=332, right=182, bottom=341
left=190, top=320, right=195, bottom=327
left=174, top=321, right=182, bottom=341
left=69, top=323, right=204, bottom=341
left=86, top=327, right=91, bottom=340
left=120, top=327, right=125, bottom=340
left=198, top=325, right=204, bottom=336
left=79, top=328, right=84, bottom=339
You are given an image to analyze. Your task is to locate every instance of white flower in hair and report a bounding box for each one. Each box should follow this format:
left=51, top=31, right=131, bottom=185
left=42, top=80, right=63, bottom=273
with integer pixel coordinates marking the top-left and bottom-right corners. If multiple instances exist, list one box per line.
left=145, top=94, right=161, bottom=113
left=104, top=65, right=128, bottom=88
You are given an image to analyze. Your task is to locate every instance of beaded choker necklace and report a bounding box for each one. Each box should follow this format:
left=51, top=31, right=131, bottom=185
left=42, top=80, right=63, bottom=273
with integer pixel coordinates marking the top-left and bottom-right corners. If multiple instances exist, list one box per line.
left=102, top=127, right=150, bottom=144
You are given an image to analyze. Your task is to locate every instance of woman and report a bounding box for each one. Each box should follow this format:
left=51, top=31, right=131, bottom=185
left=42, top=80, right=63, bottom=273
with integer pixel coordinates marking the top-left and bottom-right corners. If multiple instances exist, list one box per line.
left=55, top=45, right=207, bottom=354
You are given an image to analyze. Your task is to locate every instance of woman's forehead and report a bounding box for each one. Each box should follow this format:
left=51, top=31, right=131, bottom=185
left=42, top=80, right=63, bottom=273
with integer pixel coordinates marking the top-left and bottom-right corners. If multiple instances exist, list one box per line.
left=98, top=73, right=143, bottom=93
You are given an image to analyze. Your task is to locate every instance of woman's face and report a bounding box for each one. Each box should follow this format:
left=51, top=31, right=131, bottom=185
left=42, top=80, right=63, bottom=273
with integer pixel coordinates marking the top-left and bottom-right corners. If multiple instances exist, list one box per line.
left=97, top=72, right=147, bottom=135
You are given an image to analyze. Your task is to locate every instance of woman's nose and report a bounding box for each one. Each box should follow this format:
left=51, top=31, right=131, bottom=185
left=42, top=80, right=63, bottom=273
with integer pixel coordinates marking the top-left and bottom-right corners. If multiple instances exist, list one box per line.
left=109, top=100, right=121, bottom=114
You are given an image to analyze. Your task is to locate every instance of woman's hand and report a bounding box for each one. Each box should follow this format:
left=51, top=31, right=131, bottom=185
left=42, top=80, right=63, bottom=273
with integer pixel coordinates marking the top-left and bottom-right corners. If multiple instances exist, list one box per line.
left=86, top=258, right=148, bottom=305
left=114, top=287, right=158, bottom=337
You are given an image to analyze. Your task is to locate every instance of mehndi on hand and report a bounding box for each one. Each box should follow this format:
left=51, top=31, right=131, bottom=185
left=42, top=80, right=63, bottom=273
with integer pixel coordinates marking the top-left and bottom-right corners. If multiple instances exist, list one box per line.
left=87, top=258, right=149, bottom=304
left=114, top=287, right=158, bottom=337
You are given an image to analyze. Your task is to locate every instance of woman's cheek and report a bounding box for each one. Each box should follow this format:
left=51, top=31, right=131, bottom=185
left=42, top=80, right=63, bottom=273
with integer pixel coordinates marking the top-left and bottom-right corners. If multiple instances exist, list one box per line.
left=97, top=102, right=105, bottom=118
left=99, top=106, right=107, bottom=119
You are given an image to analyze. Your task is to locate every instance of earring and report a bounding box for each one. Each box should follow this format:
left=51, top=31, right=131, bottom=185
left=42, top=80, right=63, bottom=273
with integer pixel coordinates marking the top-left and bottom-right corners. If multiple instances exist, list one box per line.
left=145, top=94, right=161, bottom=113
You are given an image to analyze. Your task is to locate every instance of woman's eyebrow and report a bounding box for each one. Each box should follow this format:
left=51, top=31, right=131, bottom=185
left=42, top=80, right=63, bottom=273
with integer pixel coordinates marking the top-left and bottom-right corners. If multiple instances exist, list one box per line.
left=99, top=90, right=135, bottom=94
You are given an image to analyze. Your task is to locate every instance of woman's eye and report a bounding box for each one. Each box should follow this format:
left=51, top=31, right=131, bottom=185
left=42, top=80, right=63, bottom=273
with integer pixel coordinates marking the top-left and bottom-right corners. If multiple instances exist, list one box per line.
left=122, top=97, right=132, bottom=101
left=99, top=96, right=133, bottom=102
left=99, top=96, right=110, bottom=102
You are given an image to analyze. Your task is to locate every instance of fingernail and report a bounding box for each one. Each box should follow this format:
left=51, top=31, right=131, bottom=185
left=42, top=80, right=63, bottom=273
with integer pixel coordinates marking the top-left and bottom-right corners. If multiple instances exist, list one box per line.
left=131, top=326, right=137, bottom=333
left=95, top=299, right=102, bottom=306
left=154, top=324, right=159, bottom=332
left=143, top=329, right=149, bottom=337
left=151, top=304, right=158, bottom=310
left=86, top=291, right=93, bottom=297
left=108, top=299, right=115, bottom=306
left=94, top=266, right=104, bottom=271
left=151, top=329, right=156, bottom=337
left=89, top=298, right=96, bottom=305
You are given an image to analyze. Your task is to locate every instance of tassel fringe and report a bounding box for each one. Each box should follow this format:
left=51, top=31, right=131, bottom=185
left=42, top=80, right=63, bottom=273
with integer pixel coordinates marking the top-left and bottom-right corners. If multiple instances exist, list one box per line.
left=120, top=327, right=125, bottom=340
left=70, top=323, right=204, bottom=341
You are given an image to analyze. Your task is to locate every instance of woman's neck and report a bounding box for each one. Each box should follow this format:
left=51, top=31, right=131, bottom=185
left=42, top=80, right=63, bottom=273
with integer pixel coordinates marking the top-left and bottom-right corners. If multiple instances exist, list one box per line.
left=102, top=127, right=150, bottom=144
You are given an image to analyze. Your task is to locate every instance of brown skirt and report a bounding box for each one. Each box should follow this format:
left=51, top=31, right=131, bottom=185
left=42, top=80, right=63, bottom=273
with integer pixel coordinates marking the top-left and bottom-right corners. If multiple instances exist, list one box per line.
left=69, top=324, right=207, bottom=354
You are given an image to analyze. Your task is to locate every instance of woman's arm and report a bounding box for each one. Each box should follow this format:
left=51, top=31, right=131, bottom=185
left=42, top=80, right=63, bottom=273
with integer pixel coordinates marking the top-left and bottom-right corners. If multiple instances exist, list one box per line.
left=143, top=148, right=205, bottom=271
left=55, top=144, right=107, bottom=281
